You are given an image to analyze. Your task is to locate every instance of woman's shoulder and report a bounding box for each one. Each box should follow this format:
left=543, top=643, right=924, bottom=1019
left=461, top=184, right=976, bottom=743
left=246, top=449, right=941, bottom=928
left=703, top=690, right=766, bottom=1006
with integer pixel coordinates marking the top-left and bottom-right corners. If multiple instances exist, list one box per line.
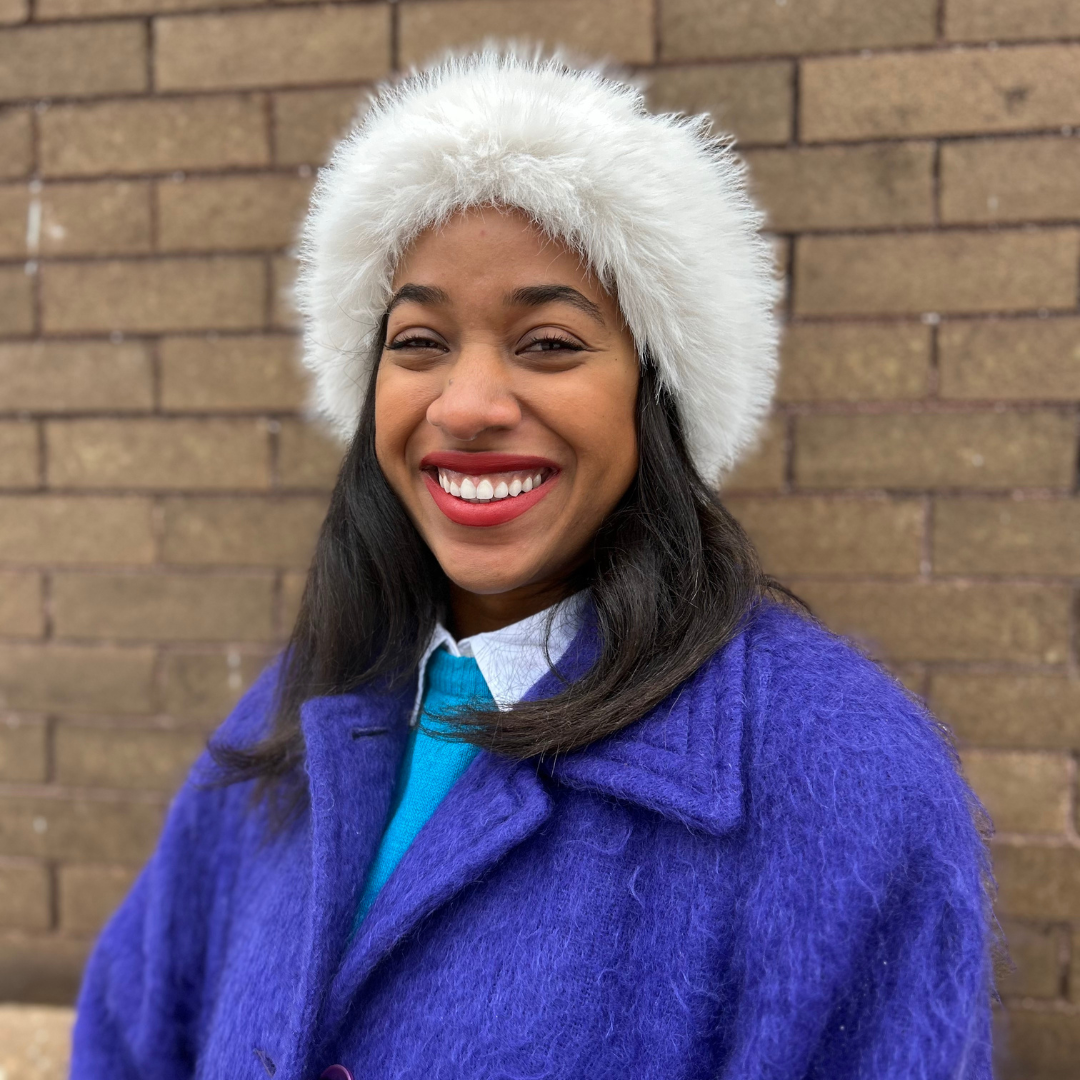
left=733, top=598, right=977, bottom=831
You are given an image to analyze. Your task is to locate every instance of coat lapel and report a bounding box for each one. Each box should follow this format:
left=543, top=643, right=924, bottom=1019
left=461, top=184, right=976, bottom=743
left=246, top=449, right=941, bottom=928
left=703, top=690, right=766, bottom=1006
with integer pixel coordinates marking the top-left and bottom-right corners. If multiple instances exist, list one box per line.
left=318, top=749, right=552, bottom=1042
left=290, top=682, right=412, bottom=1074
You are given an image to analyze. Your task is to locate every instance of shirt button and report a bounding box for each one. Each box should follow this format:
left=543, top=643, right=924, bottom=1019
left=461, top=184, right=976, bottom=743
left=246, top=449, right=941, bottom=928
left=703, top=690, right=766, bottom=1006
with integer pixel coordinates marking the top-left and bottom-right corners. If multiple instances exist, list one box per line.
left=320, top=1068, right=354, bottom=1080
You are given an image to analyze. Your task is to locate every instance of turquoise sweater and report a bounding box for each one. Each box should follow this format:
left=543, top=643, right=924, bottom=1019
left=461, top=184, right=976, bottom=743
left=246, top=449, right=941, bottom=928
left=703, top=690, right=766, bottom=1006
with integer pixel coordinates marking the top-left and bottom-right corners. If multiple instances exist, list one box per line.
left=355, top=647, right=489, bottom=922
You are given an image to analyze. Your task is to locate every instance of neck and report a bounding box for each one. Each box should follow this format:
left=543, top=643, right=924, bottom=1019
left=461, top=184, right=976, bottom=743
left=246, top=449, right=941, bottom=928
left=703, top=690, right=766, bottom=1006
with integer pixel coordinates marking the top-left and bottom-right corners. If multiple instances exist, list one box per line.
left=449, top=578, right=573, bottom=638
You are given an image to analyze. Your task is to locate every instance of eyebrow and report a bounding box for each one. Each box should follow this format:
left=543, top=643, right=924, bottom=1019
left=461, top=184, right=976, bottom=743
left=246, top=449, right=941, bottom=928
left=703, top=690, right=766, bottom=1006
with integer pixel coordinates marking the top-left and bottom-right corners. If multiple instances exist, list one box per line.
left=385, top=281, right=606, bottom=327
left=385, top=283, right=451, bottom=315
left=506, top=284, right=606, bottom=326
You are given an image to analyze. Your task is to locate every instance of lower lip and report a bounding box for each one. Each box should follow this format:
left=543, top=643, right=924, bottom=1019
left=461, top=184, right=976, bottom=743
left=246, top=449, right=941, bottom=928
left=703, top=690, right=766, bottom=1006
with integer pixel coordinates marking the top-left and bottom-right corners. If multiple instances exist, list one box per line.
left=422, top=471, right=558, bottom=527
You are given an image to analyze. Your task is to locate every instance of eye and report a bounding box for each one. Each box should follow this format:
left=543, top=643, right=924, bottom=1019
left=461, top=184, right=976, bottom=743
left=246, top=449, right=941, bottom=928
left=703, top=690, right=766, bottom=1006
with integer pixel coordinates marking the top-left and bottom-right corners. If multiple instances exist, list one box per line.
left=386, top=333, right=446, bottom=351
left=520, top=334, right=585, bottom=354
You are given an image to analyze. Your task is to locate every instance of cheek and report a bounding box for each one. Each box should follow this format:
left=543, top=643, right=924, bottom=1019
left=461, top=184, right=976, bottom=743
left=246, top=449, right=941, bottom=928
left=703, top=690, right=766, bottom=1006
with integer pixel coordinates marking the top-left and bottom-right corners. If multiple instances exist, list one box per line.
left=373, top=367, right=429, bottom=477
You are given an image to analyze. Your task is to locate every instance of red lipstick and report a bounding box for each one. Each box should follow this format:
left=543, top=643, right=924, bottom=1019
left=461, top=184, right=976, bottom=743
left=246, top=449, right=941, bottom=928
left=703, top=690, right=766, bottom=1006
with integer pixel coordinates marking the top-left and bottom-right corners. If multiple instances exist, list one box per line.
left=419, top=451, right=561, bottom=528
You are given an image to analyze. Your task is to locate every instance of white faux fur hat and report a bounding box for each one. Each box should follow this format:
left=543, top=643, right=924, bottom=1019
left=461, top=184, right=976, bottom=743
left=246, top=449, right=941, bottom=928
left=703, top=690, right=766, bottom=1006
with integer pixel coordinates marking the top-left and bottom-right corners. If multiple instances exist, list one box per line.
left=295, top=49, right=780, bottom=482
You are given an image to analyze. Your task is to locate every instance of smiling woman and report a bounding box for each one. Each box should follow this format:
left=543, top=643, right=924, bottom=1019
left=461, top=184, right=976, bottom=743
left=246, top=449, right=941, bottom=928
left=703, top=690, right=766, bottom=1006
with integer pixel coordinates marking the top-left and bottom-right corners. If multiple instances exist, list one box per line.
left=377, top=209, right=640, bottom=621
left=70, top=51, right=994, bottom=1080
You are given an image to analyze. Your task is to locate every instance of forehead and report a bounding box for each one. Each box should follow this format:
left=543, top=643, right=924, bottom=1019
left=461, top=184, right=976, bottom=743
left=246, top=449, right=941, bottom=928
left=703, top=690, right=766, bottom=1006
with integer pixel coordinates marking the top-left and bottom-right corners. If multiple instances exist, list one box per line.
left=390, top=206, right=605, bottom=300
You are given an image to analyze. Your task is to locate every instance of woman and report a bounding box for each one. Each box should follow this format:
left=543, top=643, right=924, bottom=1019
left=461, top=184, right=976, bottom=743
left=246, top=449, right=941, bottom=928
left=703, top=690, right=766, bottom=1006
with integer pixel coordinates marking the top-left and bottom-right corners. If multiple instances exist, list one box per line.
left=72, top=51, right=993, bottom=1079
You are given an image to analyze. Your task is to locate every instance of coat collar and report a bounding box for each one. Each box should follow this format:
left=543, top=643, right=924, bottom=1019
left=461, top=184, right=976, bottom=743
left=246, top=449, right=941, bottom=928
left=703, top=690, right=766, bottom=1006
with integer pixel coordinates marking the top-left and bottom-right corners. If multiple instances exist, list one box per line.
left=530, top=604, right=749, bottom=838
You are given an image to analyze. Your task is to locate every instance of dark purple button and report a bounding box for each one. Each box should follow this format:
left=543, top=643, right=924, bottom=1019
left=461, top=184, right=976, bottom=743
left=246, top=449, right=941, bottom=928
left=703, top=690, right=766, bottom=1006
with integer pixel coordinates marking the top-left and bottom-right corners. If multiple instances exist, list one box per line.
left=320, top=1068, right=353, bottom=1080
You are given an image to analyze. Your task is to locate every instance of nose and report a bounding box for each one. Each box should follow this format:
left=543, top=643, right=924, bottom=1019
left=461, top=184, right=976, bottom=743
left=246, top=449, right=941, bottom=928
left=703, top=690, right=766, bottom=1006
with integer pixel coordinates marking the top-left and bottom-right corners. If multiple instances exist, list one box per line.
left=425, top=346, right=521, bottom=442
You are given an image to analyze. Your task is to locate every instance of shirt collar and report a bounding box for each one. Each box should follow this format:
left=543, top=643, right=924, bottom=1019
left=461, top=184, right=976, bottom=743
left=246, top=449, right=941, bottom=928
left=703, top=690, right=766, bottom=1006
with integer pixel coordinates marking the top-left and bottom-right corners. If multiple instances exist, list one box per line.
left=410, top=591, right=587, bottom=723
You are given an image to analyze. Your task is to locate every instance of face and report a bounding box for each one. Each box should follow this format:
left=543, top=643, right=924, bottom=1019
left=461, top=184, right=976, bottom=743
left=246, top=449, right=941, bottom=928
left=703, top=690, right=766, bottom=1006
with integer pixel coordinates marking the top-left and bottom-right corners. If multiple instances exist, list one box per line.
left=374, top=206, right=640, bottom=620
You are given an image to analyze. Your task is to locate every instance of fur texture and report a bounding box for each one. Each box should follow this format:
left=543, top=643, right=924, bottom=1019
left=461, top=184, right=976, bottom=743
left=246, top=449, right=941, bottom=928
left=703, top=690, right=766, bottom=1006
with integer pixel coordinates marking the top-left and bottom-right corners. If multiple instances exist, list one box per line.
left=295, top=49, right=781, bottom=482
left=72, top=603, right=993, bottom=1078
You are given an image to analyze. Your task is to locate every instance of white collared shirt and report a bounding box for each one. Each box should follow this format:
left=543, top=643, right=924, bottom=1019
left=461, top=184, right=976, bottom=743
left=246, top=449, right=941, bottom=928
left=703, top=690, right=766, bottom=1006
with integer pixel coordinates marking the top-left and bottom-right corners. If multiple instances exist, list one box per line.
left=410, top=591, right=587, bottom=724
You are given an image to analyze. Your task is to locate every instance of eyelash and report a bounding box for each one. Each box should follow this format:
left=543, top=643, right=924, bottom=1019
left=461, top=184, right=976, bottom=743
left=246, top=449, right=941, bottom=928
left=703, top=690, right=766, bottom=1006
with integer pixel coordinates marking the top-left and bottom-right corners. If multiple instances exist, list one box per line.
left=386, top=334, right=584, bottom=353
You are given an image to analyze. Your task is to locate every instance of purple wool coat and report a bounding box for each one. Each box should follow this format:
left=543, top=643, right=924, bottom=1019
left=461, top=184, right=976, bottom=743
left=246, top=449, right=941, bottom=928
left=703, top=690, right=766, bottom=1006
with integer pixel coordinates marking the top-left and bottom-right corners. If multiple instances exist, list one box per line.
left=71, top=601, right=993, bottom=1079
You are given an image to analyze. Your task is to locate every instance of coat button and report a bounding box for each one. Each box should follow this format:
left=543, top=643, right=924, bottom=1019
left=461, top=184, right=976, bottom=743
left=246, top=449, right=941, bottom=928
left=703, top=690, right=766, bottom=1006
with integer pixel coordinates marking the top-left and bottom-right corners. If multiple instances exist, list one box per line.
left=319, top=1068, right=354, bottom=1080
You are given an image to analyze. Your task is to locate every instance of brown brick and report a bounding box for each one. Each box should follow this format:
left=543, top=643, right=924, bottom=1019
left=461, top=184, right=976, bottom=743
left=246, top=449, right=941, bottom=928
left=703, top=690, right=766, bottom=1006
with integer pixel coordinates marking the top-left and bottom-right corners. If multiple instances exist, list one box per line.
left=0, top=23, right=146, bottom=102
left=939, top=318, right=1080, bottom=401
left=0, top=264, right=33, bottom=335
left=935, top=498, right=1080, bottom=575
left=0, top=0, right=27, bottom=24
left=281, top=569, right=306, bottom=631
left=52, top=571, right=275, bottom=642
left=726, top=495, right=923, bottom=576
left=794, top=411, right=1076, bottom=490
left=47, top=418, right=270, bottom=491
left=156, top=6, right=390, bottom=92
left=745, top=143, right=933, bottom=232
left=160, top=649, right=273, bottom=721
left=998, top=1007, right=1080, bottom=1080
left=778, top=323, right=930, bottom=402
left=661, top=0, right=935, bottom=60
left=0, top=571, right=42, bottom=638
left=161, top=495, right=326, bottom=567
left=0, top=421, right=39, bottom=488
left=0, top=644, right=154, bottom=714
left=0, top=340, right=153, bottom=412
left=930, top=674, right=1080, bottom=751
left=802, top=45, right=1080, bottom=142
left=0, top=496, right=154, bottom=565
left=995, top=844, right=1080, bottom=920
left=57, top=864, right=137, bottom=936
left=158, top=174, right=312, bottom=253
left=40, top=95, right=269, bottom=178
left=795, top=581, right=1070, bottom=663
left=40, top=0, right=258, bottom=16
left=278, top=419, right=344, bottom=490
left=941, top=137, right=1080, bottom=226
left=0, top=793, right=164, bottom=862
left=160, top=334, right=306, bottom=412
left=0, top=860, right=49, bottom=931
left=961, top=749, right=1071, bottom=834
left=0, top=940, right=87, bottom=1007
left=273, top=87, right=363, bottom=167
left=40, top=257, right=266, bottom=334
left=0, top=184, right=28, bottom=257
left=55, top=724, right=206, bottom=790
left=38, top=180, right=152, bottom=257
left=270, top=254, right=298, bottom=330
left=0, top=715, right=47, bottom=782
left=0, top=108, right=31, bottom=180
left=998, top=920, right=1064, bottom=999
left=646, top=62, right=793, bottom=146
left=947, top=0, right=1080, bottom=42
left=719, top=416, right=785, bottom=493
left=794, top=230, right=1080, bottom=317
left=400, top=0, right=654, bottom=67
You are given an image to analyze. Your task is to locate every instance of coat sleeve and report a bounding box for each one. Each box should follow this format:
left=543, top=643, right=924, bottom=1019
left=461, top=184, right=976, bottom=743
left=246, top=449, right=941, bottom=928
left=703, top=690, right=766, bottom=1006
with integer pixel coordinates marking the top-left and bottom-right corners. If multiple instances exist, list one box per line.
left=69, top=659, right=284, bottom=1080
left=724, top=619, right=994, bottom=1080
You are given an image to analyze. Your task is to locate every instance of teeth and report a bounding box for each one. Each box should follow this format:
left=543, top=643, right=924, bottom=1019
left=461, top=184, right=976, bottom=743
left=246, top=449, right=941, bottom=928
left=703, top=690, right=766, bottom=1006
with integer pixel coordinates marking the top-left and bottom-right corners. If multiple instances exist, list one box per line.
left=435, top=467, right=549, bottom=503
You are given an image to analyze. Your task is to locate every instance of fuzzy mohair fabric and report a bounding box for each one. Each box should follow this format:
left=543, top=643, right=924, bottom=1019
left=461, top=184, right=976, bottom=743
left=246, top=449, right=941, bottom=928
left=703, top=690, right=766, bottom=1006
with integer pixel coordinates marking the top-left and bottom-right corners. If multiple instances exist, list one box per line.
left=294, top=49, right=780, bottom=482
left=71, top=602, right=993, bottom=1079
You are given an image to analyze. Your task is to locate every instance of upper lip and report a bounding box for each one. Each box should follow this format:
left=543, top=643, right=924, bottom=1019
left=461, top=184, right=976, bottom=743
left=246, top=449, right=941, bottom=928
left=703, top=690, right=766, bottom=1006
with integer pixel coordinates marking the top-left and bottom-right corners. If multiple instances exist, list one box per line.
left=419, top=451, right=560, bottom=474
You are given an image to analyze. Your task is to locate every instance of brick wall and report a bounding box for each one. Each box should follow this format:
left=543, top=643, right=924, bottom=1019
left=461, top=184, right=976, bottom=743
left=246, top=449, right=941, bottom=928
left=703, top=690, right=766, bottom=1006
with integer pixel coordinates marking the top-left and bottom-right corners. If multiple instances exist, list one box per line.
left=0, top=0, right=1078, bottom=1075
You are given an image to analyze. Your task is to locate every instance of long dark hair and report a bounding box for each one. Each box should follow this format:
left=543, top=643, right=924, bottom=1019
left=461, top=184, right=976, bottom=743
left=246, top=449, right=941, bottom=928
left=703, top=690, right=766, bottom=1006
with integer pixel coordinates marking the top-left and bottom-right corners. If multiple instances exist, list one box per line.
left=211, top=336, right=796, bottom=820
